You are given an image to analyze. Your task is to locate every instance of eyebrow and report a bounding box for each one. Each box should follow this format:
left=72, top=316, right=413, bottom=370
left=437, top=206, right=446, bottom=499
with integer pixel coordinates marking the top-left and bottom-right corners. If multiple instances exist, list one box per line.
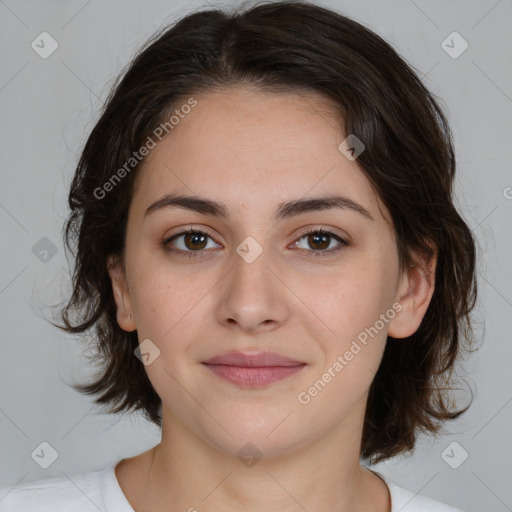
left=144, top=193, right=374, bottom=222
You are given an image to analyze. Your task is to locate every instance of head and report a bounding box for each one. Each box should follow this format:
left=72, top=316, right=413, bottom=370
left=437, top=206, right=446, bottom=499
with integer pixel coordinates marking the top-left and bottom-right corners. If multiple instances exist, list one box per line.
left=58, top=0, right=477, bottom=464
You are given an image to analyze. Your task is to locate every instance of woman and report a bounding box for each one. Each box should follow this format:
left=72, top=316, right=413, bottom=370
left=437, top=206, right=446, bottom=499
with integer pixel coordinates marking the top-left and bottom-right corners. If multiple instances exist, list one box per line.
left=0, top=1, right=477, bottom=510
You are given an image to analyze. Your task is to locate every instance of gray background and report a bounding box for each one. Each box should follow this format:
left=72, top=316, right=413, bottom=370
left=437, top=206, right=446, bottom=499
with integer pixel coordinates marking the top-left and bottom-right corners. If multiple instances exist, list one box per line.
left=0, top=0, right=511, bottom=510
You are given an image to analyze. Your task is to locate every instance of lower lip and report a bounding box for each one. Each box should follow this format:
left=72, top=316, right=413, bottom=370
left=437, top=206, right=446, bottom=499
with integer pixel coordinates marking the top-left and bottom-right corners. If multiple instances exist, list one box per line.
left=202, top=364, right=305, bottom=387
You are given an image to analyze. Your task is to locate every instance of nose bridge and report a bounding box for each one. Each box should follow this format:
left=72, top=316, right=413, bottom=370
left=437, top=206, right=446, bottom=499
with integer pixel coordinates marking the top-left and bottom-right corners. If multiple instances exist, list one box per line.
left=230, top=234, right=274, bottom=298
left=216, top=234, right=288, bottom=330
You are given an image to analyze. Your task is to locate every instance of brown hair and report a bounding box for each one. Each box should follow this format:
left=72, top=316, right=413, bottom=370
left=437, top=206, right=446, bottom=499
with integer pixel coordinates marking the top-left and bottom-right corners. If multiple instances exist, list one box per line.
left=56, top=0, right=478, bottom=463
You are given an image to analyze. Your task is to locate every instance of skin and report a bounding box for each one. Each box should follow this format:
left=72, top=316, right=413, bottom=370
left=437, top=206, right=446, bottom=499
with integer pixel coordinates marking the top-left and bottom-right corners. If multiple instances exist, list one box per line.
left=108, top=86, right=436, bottom=512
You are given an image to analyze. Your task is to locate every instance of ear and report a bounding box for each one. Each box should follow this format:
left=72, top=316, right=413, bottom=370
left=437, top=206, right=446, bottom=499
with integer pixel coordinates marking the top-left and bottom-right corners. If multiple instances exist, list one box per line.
left=107, top=254, right=137, bottom=332
left=387, top=247, right=437, bottom=339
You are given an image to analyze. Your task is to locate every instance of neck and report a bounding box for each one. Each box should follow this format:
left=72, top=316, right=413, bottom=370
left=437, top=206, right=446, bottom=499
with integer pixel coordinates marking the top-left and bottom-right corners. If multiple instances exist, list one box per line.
left=118, top=406, right=390, bottom=512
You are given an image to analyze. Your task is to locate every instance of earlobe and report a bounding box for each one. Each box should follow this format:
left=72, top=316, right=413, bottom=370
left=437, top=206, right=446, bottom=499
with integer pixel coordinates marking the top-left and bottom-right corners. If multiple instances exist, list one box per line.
left=387, top=250, right=437, bottom=339
left=107, top=254, right=137, bottom=332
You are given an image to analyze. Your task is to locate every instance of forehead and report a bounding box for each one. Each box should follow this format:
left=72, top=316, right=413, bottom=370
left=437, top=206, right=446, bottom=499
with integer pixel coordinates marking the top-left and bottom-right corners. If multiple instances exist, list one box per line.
left=130, top=87, right=386, bottom=224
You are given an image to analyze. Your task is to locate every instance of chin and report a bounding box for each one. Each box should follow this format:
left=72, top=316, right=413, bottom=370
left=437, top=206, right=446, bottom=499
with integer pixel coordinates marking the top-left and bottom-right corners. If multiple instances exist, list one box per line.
left=196, top=410, right=312, bottom=461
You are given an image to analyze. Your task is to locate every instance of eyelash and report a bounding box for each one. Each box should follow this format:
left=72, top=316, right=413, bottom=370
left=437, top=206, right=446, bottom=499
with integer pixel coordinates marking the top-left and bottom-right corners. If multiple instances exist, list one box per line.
left=163, top=227, right=347, bottom=259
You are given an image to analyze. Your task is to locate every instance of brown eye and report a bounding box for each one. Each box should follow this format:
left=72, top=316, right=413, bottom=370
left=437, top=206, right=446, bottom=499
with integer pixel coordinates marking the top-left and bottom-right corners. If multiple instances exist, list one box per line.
left=164, top=229, right=220, bottom=258
left=183, top=232, right=208, bottom=250
left=294, top=229, right=347, bottom=257
left=307, top=232, right=331, bottom=251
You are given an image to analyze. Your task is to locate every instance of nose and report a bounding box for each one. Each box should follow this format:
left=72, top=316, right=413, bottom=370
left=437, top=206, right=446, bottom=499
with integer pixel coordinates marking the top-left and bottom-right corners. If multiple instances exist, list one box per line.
left=215, top=240, right=290, bottom=333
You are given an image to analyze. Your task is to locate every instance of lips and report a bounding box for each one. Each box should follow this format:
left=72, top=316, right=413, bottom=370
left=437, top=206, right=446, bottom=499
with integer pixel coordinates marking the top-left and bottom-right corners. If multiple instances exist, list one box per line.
left=202, top=351, right=304, bottom=367
left=201, top=351, right=306, bottom=387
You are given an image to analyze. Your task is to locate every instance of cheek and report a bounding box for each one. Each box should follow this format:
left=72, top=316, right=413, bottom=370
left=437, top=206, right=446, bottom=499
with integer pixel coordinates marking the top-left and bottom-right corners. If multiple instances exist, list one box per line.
left=292, top=250, right=398, bottom=393
left=128, top=270, right=203, bottom=411
left=295, top=270, right=394, bottom=417
left=294, top=253, right=396, bottom=339
left=127, top=255, right=203, bottom=349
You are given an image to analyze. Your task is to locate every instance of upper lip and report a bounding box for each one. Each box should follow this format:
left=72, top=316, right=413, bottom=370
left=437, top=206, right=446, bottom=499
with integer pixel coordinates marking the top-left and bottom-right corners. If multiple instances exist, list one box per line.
left=202, top=351, right=305, bottom=367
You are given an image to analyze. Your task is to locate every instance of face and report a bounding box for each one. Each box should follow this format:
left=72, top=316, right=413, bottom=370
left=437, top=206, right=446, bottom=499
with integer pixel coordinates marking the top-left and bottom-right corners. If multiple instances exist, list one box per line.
left=109, top=86, right=435, bottom=458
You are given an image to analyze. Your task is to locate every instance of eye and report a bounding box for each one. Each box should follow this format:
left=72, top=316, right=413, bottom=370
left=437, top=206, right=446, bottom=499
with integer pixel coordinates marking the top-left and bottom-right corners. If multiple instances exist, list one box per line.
left=293, top=228, right=347, bottom=257
left=163, top=228, right=220, bottom=258
left=163, top=227, right=347, bottom=259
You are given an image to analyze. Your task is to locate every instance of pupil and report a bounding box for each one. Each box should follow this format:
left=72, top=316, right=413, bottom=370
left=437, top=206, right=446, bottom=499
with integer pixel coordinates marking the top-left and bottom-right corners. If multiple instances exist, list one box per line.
left=309, top=233, right=329, bottom=250
left=185, top=233, right=206, bottom=250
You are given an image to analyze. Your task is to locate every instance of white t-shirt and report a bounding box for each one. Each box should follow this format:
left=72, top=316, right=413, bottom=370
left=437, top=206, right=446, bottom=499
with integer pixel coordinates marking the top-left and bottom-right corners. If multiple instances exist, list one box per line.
left=0, top=463, right=464, bottom=512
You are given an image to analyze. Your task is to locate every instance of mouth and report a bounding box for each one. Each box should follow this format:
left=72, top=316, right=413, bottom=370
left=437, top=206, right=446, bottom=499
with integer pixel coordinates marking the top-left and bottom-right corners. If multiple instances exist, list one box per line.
left=201, top=351, right=306, bottom=388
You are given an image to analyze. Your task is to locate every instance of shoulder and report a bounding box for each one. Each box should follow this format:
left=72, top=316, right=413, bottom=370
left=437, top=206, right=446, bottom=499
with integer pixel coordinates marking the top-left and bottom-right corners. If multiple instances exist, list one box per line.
left=0, top=464, right=130, bottom=512
left=387, top=480, right=465, bottom=512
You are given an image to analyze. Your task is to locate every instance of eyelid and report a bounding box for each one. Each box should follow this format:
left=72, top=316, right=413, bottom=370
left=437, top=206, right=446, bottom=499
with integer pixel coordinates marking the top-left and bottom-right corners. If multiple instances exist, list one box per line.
left=164, top=225, right=221, bottom=244
left=293, top=225, right=348, bottom=243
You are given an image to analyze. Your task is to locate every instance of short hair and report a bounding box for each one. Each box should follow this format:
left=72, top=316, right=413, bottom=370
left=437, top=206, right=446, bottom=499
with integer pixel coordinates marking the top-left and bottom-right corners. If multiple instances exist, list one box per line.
left=56, top=0, right=478, bottom=463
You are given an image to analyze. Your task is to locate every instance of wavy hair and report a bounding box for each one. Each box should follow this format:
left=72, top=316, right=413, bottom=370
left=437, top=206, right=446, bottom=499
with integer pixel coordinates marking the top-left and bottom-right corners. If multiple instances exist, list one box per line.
left=55, top=0, right=478, bottom=463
